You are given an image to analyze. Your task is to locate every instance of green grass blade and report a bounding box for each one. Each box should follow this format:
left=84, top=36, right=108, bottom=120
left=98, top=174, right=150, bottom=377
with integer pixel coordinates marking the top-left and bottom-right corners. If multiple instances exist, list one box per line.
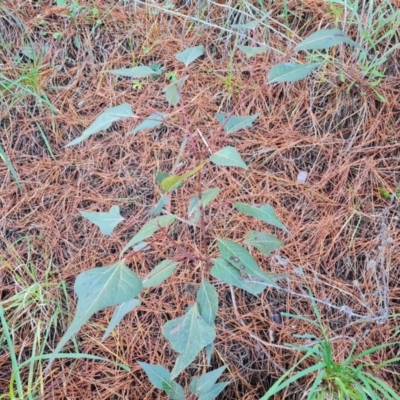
left=363, top=373, right=400, bottom=400
left=0, top=143, right=22, bottom=191
left=261, top=362, right=326, bottom=399
left=35, top=122, right=55, bottom=159
left=0, top=304, right=24, bottom=398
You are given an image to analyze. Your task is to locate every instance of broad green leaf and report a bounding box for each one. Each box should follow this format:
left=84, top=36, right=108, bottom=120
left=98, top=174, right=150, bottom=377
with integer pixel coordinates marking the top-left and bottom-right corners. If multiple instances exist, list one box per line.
left=161, top=162, right=205, bottom=192
left=296, top=28, right=362, bottom=51
left=163, top=381, right=185, bottom=400
left=80, top=205, right=124, bottom=236
left=138, top=362, right=172, bottom=389
left=268, top=63, right=321, bottom=83
left=175, top=45, right=204, bottom=66
left=211, top=258, right=265, bottom=295
left=234, top=203, right=288, bottom=232
left=199, top=382, right=230, bottom=400
left=197, top=280, right=218, bottom=325
left=122, top=215, right=176, bottom=254
left=215, top=113, right=259, bottom=134
left=131, top=112, right=166, bottom=135
left=56, top=0, right=67, bottom=5
left=191, top=366, right=227, bottom=395
left=245, top=230, right=283, bottom=255
left=49, top=261, right=142, bottom=365
left=0, top=143, right=22, bottom=191
left=155, top=171, right=169, bottom=184
left=217, top=239, right=288, bottom=285
left=142, top=259, right=179, bottom=288
left=101, top=299, right=141, bottom=341
left=210, top=146, right=248, bottom=169
left=66, top=103, right=134, bottom=146
left=107, top=66, right=161, bottom=78
left=163, top=75, right=189, bottom=106
left=238, top=45, right=267, bottom=58
left=163, top=303, right=216, bottom=379
left=205, top=343, right=213, bottom=366
left=150, top=194, right=169, bottom=215
left=188, top=188, right=220, bottom=224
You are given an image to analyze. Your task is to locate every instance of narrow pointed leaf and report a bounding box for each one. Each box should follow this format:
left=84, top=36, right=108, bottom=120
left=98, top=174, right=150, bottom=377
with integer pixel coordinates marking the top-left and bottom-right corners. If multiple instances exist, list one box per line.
left=163, top=303, right=216, bottom=379
left=150, top=194, right=169, bottom=215
left=142, top=259, right=179, bottom=288
left=234, top=202, right=288, bottom=232
left=238, top=45, right=267, bottom=58
left=0, top=143, right=22, bottom=191
left=107, top=66, right=161, bottom=78
left=211, top=258, right=265, bottom=295
left=66, top=103, right=134, bottom=146
left=80, top=205, right=124, bottom=236
left=199, top=382, right=230, bottom=400
left=232, top=19, right=262, bottom=30
left=268, top=63, right=321, bottom=83
left=49, top=261, right=142, bottom=365
left=215, top=113, right=259, bottom=134
left=122, top=215, right=176, bottom=254
left=175, top=45, right=204, bottom=66
left=163, top=76, right=189, bottom=106
left=217, top=238, right=288, bottom=285
left=194, top=366, right=227, bottom=394
left=138, top=362, right=172, bottom=389
left=197, top=280, right=218, bottom=325
left=161, top=162, right=205, bottom=192
left=245, top=230, right=283, bottom=255
left=131, top=112, right=166, bottom=135
left=296, top=28, right=362, bottom=51
left=210, top=146, right=247, bottom=169
left=102, top=299, right=141, bottom=341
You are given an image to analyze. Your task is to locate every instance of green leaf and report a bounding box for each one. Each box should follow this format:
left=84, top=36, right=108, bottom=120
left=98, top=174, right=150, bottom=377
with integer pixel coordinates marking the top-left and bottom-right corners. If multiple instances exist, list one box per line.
left=215, top=113, right=259, bottom=133
left=161, top=162, right=205, bottom=192
left=163, top=75, right=189, bottom=106
left=49, top=261, right=142, bottom=364
left=232, top=19, right=262, bottom=30
left=197, top=280, right=218, bottom=325
left=101, top=299, right=141, bottom=341
left=66, top=103, right=134, bottom=146
left=163, top=381, right=185, bottom=400
left=80, top=205, right=124, bottom=236
left=122, top=215, right=176, bottom=254
left=155, top=171, right=169, bottom=184
left=234, top=203, right=288, bottom=232
left=211, top=258, right=265, bottom=295
left=150, top=194, right=169, bottom=215
left=131, top=112, right=166, bottom=135
left=0, top=143, right=22, bottom=191
left=107, top=66, right=161, bottom=78
left=191, top=366, right=227, bottom=395
left=199, top=382, right=230, bottom=400
left=238, top=45, right=267, bottom=58
left=295, top=28, right=362, bottom=51
left=245, top=230, right=283, bottom=255
left=188, top=188, right=220, bottom=224
left=175, top=45, right=204, bottom=66
left=268, top=63, right=321, bottom=83
left=217, top=239, right=288, bottom=285
left=138, top=362, right=172, bottom=389
left=163, top=303, right=216, bottom=379
left=142, top=259, right=179, bottom=288
left=210, top=146, right=248, bottom=169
